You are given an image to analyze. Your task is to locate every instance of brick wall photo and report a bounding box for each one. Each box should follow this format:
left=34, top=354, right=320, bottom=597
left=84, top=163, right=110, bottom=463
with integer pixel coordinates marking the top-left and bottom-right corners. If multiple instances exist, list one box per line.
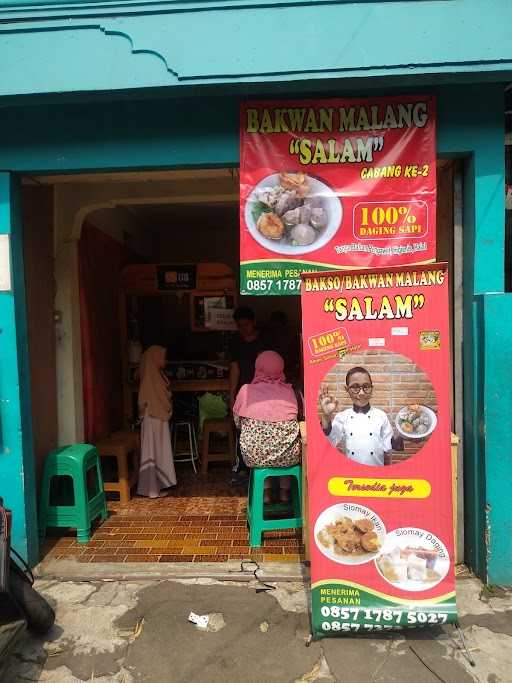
left=318, top=349, right=437, bottom=464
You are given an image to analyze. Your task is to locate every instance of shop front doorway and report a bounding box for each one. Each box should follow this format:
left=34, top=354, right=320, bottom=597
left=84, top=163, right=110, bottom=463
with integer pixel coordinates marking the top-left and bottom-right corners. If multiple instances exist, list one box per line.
left=24, top=168, right=304, bottom=565
left=21, top=161, right=463, bottom=566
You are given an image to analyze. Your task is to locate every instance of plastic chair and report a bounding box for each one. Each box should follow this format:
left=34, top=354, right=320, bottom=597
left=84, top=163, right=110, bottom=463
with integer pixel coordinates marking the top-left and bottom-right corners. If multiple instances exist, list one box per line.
left=247, top=465, right=303, bottom=547
left=173, top=421, right=199, bottom=473
left=39, top=444, right=108, bottom=544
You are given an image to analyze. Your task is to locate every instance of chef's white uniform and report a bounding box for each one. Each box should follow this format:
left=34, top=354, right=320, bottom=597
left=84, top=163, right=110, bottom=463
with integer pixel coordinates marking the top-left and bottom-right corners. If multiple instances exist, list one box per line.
left=327, top=407, right=393, bottom=467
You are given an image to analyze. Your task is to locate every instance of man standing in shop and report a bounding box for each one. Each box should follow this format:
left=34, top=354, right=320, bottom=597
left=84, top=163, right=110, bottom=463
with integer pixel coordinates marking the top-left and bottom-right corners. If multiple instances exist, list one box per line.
left=267, top=310, right=301, bottom=383
left=229, top=306, right=268, bottom=484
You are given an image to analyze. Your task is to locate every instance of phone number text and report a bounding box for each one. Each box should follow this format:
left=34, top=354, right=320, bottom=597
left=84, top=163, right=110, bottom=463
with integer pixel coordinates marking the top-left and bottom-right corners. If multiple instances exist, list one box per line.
left=320, top=606, right=449, bottom=632
left=244, top=279, right=302, bottom=293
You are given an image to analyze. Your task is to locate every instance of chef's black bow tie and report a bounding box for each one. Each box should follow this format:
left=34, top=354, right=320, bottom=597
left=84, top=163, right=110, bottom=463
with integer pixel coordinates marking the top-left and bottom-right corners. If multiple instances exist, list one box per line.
left=352, top=404, right=371, bottom=414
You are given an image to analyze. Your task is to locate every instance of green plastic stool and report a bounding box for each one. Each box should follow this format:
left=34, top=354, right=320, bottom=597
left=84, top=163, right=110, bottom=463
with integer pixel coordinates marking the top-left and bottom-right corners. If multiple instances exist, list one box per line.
left=247, top=465, right=303, bottom=547
left=39, top=444, right=108, bottom=544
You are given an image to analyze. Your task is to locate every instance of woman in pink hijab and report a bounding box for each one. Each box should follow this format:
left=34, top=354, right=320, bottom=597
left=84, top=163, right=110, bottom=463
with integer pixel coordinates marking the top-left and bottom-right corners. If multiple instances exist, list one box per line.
left=233, top=350, right=302, bottom=503
left=137, top=345, right=177, bottom=498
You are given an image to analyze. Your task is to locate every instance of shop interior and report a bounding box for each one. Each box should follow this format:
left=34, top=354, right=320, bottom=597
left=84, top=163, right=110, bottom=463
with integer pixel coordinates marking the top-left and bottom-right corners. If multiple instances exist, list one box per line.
left=21, top=162, right=462, bottom=564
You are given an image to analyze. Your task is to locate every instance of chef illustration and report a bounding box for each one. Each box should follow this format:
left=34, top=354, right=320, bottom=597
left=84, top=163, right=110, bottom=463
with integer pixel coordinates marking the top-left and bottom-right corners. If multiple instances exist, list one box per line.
left=319, top=366, right=404, bottom=467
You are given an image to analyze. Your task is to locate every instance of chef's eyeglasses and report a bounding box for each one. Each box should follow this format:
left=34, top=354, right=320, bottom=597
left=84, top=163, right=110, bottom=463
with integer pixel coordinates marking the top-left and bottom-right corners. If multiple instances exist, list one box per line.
left=347, top=383, right=373, bottom=394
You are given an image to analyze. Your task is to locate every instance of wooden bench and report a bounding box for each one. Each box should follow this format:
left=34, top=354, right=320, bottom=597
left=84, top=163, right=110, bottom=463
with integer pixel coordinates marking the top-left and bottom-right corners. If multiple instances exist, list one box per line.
left=96, top=430, right=140, bottom=504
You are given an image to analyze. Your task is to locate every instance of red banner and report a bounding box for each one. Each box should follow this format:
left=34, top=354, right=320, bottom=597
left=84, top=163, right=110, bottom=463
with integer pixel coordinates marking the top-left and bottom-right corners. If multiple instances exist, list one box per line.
left=301, top=263, right=457, bottom=637
left=240, top=96, right=436, bottom=295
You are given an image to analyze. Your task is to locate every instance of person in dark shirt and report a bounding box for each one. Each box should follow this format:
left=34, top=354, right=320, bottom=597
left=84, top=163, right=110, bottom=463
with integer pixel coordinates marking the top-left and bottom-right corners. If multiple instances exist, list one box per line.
left=229, top=307, right=268, bottom=483
left=229, top=307, right=267, bottom=407
left=266, top=310, right=301, bottom=383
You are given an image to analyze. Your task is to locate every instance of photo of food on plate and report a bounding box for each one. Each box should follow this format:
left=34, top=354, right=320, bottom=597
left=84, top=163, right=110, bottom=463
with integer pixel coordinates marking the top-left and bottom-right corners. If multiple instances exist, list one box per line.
left=318, top=350, right=437, bottom=466
left=375, top=528, right=450, bottom=592
left=396, top=404, right=437, bottom=438
left=244, top=172, right=342, bottom=255
left=377, top=547, right=440, bottom=583
left=317, top=516, right=381, bottom=556
left=314, top=503, right=386, bottom=565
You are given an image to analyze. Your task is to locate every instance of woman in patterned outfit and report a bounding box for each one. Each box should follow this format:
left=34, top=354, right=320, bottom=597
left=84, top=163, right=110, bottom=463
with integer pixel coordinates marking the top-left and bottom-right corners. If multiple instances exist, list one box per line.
left=233, top=351, right=301, bottom=503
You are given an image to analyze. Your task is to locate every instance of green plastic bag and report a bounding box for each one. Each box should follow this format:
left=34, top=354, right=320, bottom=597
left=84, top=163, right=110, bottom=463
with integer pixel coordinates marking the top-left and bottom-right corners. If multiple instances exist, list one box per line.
left=198, top=392, right=228, bottom=431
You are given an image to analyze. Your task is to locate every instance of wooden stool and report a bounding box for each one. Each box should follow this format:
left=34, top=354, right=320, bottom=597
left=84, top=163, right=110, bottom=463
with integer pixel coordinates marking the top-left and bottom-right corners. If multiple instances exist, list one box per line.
left=96, top=431, right=140, bottom=504
left=109, top=429, right=140, bottom=452
left=201, top=418, right=235, bottom=475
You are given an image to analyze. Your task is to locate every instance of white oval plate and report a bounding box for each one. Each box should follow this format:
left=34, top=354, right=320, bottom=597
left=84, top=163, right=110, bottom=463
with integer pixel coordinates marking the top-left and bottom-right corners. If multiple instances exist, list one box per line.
left=374, top=527, right=450, bottom=592
left=314, top=502, right=386, bottom=566
left=244, top=173, right=342, bottom=256
left=395, top=405, right=437, bottom=440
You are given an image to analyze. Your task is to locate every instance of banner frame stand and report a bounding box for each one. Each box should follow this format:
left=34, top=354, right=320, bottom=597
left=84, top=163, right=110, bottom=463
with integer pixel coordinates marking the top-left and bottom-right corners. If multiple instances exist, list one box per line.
left=300, top=262, right=458, bottom=640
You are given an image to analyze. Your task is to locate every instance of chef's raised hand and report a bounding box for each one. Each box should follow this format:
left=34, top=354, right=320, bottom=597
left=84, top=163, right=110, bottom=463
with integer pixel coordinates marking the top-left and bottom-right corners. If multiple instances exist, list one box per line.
left=319, top=387, right=338, bottom=429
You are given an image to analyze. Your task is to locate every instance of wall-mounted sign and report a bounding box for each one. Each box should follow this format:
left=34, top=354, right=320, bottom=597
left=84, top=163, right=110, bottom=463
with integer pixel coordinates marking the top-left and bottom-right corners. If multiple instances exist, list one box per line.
left=191, top=293, right=236, bottom=331
left=301, top=263, right=456, bottom=638
left=240, top=96, right=436, bottom=295
left=204, top=296, right=237, bottom=331
left=0, top=235, right=11, bottom=292
left=156, top=264, right=196, bottom=291
left=206, top=307, right=237, bottom=331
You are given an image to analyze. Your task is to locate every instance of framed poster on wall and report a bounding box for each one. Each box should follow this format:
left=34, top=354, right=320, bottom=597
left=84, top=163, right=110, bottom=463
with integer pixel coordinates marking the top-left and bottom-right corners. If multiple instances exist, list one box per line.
left=191, top=292, right=236, bottom=331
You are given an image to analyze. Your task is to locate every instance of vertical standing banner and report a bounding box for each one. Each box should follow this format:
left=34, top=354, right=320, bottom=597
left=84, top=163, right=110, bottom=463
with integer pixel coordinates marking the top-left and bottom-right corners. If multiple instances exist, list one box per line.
left=301, top=263, right=457, bottom=637
left=240, top=96, right=436, bottom=295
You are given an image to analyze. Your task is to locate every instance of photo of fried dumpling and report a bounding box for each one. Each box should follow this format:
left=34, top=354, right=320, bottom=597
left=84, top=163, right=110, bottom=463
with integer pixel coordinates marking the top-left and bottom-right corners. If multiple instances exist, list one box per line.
left=361, top=531, right=380, bottom=553
left=316, top=515, right=381, bottom=557
left=332, top=516, right=353, bottom=533
left=257, top=212, right=284, bottom=239
left=354, top=518, right=374, bottom=534
left=333, top=528, right=360, bottom=554
left=279, top=172, right=309, bottom=197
